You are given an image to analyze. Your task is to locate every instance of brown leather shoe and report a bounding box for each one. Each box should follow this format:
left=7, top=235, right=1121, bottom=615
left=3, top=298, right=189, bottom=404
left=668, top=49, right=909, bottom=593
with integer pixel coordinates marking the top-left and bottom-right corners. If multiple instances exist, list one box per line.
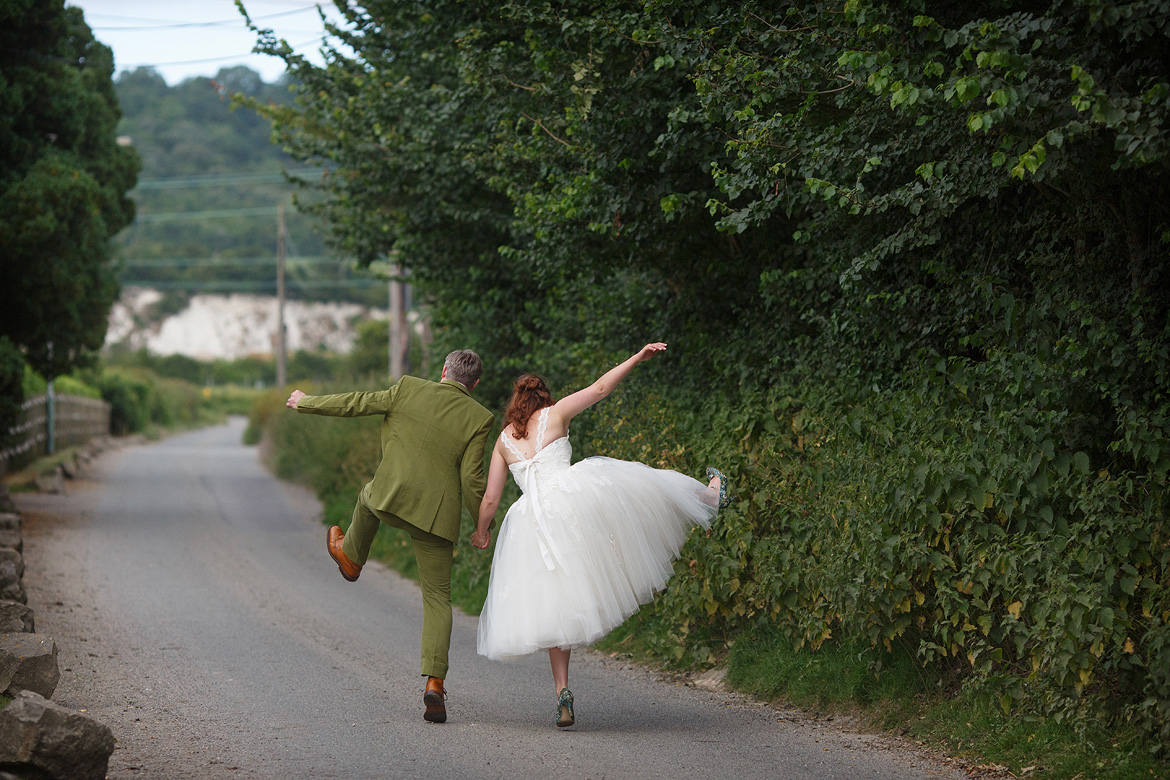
left=423, top=676, right=446, bottom=723
left=326, top=526, right=361, bottom=582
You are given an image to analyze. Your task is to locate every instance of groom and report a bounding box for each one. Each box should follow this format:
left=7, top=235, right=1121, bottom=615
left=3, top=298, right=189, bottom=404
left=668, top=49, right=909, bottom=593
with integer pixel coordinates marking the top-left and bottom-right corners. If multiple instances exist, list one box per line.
left=285, top=349, right=494, bottom=723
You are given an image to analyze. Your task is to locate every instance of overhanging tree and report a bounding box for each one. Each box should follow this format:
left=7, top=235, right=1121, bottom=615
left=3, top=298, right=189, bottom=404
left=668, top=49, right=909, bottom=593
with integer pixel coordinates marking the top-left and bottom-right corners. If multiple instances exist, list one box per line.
left=0, top=0, right=139, bottom=405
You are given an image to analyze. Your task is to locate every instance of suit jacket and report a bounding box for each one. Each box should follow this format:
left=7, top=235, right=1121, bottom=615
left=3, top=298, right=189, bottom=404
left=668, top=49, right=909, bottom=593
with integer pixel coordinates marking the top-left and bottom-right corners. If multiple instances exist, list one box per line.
left=296, top=375, right=495, bottom=543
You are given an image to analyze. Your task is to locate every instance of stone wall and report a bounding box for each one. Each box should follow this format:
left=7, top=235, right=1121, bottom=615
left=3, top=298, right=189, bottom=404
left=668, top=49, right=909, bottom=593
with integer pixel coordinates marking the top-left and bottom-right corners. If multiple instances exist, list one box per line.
left=0, top=443, right=117, bottom=780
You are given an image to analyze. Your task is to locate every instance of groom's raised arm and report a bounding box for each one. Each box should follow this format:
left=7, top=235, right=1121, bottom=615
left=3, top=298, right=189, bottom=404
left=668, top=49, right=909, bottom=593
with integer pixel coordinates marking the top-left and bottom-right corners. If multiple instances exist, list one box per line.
left=288, top=387, right=397, bottom=417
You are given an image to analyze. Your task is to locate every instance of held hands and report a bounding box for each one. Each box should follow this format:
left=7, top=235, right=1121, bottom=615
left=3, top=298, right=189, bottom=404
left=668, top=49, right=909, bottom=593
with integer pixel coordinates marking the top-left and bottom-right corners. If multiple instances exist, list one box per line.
left=286, top=389, right=306, bottom=409
left=471, top=529, right=491, bottom=549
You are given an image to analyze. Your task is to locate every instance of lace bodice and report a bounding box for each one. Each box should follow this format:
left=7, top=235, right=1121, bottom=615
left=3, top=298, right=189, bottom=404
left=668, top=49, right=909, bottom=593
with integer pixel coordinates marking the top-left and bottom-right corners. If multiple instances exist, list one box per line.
left=500, top=408, right=572, bottom=488
left=499, top=407, right=573, bottom=571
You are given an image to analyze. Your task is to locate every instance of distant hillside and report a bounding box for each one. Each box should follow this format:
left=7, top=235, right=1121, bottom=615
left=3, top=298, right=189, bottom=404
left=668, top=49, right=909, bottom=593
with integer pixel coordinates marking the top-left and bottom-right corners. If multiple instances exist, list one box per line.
left=113, top=66, right=382, bottom=308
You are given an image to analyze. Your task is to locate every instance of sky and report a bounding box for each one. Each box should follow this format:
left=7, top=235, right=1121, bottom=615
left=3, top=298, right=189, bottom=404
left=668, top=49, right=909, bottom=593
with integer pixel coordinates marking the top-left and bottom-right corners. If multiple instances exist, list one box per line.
left=66, top=0, right=348, bottom=85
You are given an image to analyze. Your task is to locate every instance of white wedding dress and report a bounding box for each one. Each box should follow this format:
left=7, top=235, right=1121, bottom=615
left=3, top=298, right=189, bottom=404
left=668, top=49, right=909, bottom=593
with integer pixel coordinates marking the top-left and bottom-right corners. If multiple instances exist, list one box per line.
left=477, top=408, right=717, bottom=660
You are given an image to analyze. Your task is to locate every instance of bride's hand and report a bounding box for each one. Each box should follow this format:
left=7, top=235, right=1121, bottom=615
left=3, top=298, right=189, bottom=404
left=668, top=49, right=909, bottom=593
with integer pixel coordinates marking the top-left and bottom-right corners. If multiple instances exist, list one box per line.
left=638, top=342, right=667, bottom=361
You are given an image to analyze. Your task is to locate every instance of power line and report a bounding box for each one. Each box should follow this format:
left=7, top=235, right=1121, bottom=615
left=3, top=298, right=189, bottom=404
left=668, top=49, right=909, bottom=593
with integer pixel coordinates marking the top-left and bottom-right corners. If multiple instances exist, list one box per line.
left=118, top=280, right=381, bottom=291
left=90, top=6, right=320, bottom=31
left=133, top=169, right=323, bottom=189
left=133, top=205, right=279, bottom=221
left=119, top=256, right=341, bottom=267
left=118, top=38, right=327, bottom=69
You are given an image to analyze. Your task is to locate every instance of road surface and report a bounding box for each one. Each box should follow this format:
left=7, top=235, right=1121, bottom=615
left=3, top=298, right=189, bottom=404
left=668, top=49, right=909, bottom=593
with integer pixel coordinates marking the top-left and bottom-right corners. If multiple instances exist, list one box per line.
left=17, top=419, right=968, bottom=779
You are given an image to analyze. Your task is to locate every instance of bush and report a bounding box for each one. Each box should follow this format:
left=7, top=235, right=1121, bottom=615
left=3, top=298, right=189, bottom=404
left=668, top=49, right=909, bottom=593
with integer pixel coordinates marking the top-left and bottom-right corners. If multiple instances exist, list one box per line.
left=88, top=367, right=214, bottom=435
left=251, top=385, right=379, bottom=502
left=0, top=338, right=24, bottom=449
left=52, top=374, right=101, bottom=399
left=91, top=370, right=151, bottom=435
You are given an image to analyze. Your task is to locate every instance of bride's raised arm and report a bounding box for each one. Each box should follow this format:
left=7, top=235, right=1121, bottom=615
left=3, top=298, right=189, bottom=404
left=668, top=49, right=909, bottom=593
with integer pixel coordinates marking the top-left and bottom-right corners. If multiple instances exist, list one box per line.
left=550, top=342, right=667, bottom=424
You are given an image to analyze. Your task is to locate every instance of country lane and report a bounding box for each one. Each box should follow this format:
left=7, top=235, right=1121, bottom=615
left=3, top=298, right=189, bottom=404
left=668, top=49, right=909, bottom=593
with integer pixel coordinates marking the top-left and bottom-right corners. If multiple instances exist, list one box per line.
left=16, top=418, right=968, bottom=780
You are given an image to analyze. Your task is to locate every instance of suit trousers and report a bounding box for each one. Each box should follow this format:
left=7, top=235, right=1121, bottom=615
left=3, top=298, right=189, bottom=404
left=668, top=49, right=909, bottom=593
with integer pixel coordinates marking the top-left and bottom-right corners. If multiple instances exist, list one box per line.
left=343, top=482, right=454, bottom=679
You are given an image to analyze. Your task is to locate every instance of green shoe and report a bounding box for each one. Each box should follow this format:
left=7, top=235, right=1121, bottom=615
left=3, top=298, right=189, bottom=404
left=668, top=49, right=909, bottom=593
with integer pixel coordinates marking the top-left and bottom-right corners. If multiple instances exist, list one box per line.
left=556, top=687, right=575, bottom=728
left=706, top=467, right=734, bottom=509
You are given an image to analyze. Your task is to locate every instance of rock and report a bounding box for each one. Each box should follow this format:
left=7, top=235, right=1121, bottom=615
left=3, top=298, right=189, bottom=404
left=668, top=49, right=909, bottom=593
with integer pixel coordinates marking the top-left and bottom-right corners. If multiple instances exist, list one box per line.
left=0, top=512, right=18, bottom=531
left=0, top=634, right=59, bottom=698
left=0, top=528, right=21, bottom=553
left=0, top=487, right=15, bottom=514
left=0, top=602, right=33, bottom=633
left=0, top=550, right=24, bottom=604
left=35, top=466, right=65, bottom=495
left=0, top=690, right=115, bottom=780
left=690, top=666, right=728, bottom=692
left=81, top=436, right=110, bottom=458
left=0, top=550, right=23, bottom=579
left=59, top=458, right=76, bottom=480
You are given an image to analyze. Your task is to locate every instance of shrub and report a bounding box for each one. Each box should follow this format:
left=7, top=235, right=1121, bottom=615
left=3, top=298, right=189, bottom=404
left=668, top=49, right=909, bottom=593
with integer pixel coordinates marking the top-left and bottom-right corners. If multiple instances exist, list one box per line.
left=0, top=338, right=24, bottom=449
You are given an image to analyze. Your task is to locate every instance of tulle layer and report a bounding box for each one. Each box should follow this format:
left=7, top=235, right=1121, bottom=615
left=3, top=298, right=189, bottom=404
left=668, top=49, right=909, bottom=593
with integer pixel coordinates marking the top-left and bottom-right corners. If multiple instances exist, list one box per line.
left=477, top=453, right=716, bottom=660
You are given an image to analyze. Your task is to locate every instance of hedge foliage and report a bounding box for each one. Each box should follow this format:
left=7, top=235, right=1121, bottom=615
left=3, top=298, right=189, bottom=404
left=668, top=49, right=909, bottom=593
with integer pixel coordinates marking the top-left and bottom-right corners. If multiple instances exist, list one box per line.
left=246, top=0, right=1169, bottom=751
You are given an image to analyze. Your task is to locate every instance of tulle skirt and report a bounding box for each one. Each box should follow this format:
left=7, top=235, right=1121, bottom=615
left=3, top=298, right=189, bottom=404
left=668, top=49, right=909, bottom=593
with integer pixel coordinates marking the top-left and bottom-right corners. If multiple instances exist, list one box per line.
left=476, top=456, right=716, bottom=661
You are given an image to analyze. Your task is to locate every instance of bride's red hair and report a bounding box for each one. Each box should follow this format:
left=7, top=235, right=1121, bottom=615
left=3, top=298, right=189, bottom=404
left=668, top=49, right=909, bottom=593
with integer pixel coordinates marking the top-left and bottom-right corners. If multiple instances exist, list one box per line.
left=505, top=374, right=553, bottom=439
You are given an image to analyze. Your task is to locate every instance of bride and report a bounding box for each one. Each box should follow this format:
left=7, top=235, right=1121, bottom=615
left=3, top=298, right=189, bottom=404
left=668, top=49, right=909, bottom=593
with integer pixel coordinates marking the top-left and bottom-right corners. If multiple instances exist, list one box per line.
left=471, top=342, right=731, bottom=727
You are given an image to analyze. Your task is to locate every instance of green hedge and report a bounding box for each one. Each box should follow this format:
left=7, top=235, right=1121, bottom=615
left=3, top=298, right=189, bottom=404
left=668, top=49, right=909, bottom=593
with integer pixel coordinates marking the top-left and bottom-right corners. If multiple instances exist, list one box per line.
left=584, top=361, right=1168, bottom=752
left=84, top=366, right=263, bottom=436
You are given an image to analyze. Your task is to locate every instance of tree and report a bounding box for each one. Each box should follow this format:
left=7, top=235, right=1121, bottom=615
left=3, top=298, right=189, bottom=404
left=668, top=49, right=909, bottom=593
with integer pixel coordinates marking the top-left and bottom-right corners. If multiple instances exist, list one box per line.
left=0, top=0, right=139, bottom=390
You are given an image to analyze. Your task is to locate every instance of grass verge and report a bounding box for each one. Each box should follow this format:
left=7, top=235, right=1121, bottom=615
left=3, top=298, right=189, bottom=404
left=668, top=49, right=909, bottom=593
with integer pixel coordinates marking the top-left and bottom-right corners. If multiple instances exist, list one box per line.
left=1, top=447, right=85, bottom=491
left=598, top=618, right=1167, bottom=780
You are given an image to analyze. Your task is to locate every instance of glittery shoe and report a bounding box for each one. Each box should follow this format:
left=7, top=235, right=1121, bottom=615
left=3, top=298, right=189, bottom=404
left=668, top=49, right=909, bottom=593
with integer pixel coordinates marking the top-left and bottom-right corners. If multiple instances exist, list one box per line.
left=556, top=687, right=574, bottom=728
left=706, top=467, right=734, bottom=509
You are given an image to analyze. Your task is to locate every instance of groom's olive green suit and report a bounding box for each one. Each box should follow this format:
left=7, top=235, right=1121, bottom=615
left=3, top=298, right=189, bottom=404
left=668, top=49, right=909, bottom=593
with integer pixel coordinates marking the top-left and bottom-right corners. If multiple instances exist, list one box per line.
left=295, top=375, right=494, bottom=678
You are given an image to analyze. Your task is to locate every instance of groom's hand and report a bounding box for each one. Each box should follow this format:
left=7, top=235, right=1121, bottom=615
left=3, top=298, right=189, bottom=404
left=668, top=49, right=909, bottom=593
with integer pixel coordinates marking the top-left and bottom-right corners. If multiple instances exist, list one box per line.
left=471, top=530, right=491, bottom=549
left=286, top=389, right=306, bottom=409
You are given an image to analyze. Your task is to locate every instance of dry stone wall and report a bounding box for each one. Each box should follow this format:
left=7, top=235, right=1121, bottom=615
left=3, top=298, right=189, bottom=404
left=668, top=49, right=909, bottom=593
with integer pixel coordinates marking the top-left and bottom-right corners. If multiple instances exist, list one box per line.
left=0, top=443, right=116, bottom=780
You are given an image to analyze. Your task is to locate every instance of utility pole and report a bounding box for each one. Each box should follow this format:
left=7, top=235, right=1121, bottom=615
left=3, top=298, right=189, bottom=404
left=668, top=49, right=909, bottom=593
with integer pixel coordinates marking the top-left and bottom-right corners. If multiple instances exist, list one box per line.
left=388, top=264, right=404, bottom=380
left=401, top=282, right=412, bottom=377
left=275, top=204, right=287, bottom=388
left=46, top=343, right=55, bottom=455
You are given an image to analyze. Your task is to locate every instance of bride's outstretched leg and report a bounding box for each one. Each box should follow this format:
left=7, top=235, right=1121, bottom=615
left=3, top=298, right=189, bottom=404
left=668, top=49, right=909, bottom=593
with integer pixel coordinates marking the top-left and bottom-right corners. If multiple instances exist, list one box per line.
left=705, top=467, right=733, bottom=509
left=697, top=471, right=721, bottom=508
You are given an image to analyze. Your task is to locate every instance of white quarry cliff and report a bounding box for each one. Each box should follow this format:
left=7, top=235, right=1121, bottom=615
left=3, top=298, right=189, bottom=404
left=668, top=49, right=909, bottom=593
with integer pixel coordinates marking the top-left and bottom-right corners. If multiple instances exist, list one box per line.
left=106, top=287, right=386, bottom=360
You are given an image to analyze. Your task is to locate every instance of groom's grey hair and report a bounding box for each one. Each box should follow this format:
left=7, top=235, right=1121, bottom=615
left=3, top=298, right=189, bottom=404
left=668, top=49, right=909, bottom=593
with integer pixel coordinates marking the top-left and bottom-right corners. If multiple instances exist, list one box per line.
left=444, top=349, right=483, bottom=387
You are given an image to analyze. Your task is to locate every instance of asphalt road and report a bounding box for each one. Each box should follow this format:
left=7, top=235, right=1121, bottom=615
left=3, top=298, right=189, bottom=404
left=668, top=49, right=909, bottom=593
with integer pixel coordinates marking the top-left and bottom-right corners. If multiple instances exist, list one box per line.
left=17, top=418, right=968, bottom=780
